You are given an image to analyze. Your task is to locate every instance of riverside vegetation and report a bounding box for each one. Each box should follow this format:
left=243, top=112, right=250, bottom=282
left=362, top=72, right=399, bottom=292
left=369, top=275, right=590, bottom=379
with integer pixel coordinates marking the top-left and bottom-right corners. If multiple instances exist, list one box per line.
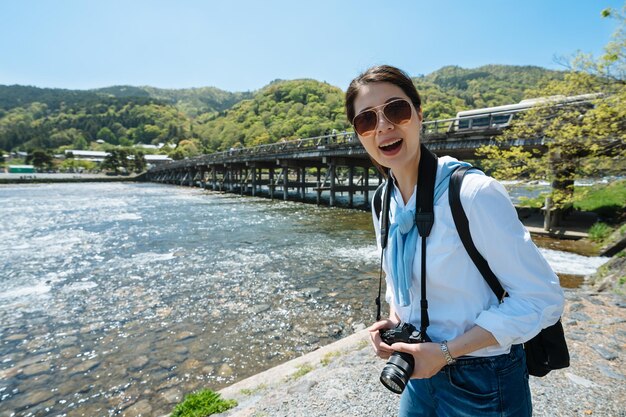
left=0, top=64, right=565, bottom=168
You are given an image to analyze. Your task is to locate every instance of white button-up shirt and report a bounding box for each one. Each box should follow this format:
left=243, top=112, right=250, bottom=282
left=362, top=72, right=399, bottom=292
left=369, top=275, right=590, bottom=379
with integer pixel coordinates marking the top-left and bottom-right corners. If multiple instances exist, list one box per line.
left=373, top=157, right=565, bottom=357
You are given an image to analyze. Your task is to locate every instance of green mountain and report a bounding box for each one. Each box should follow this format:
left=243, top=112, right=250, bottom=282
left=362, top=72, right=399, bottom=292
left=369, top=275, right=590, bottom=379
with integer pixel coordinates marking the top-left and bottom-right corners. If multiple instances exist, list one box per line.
left=94, top=86, right=252, bottom=117
left=0, top=65, right=565, bottom=157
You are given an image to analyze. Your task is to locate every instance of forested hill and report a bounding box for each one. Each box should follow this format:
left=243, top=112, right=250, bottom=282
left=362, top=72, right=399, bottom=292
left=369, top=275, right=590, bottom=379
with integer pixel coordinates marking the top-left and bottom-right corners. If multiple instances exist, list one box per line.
left=0, top=65, right=564, bottom=157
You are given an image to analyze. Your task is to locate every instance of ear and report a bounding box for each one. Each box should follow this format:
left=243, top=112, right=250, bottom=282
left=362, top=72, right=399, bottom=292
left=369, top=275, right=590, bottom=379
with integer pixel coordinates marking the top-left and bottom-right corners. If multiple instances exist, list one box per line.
left=417, top=108, right=423, bottom=123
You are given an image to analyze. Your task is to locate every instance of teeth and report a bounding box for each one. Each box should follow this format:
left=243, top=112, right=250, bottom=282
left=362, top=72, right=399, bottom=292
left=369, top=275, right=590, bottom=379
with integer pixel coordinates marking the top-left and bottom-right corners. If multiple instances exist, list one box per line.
left=379, top=139, right=402, bottom=149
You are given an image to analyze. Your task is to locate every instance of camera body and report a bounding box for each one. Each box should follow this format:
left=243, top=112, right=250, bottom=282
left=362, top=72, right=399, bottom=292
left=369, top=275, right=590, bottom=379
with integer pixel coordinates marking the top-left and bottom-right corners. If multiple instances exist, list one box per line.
left=379, top=321, right=429, bottom=346
left=379, top=321, right=431, bottom=394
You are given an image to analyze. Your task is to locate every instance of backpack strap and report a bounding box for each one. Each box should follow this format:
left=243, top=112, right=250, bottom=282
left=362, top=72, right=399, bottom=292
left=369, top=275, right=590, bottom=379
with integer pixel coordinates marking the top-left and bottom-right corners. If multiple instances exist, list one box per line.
left=448, top=167, right=506, bottom=300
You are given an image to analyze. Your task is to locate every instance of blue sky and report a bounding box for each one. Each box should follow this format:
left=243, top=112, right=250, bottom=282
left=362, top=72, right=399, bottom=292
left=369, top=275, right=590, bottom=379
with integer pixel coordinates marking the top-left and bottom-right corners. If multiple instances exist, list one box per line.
left=0, top=0, right=622, bottom=92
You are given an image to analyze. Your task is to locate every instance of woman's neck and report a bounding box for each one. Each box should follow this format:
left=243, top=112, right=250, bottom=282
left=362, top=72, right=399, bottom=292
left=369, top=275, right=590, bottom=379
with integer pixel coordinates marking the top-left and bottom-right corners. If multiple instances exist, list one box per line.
left=392, top=155, right=420, bottom=205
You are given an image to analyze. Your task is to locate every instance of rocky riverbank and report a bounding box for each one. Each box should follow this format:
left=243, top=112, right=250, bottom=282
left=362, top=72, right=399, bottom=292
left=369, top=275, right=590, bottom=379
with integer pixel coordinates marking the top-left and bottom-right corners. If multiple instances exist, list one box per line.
left=216, top=283, right=625, bottom=417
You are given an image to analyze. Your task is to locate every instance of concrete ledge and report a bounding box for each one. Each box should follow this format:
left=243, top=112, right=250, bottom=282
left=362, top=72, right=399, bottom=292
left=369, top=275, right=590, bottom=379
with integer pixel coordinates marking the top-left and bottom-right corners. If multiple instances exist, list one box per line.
left=218, top=329, right=370, bottom=400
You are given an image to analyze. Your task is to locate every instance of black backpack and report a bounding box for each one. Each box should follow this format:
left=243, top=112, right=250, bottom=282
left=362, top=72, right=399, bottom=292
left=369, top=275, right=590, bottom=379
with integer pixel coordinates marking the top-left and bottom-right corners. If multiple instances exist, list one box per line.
left=372, top=165, right=570, bottom=377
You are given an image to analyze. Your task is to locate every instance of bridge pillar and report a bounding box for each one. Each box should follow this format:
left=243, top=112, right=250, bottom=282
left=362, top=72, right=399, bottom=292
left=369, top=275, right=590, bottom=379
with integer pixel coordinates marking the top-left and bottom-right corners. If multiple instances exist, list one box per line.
left=348, top=165, right=354, bottom=208
left=283, top=166, right=288, bottom=201
left=316, top=167, right=321, bottom=205
left=199, top=167, right=205, bottom=188
left=364, top=167, right=370, bottom=205
left=329, top=162, right=336, bottom=207
left=269, top=168, right=274, bottom=200
left=300, top=167, right=306, bottom=200
left=251, top=167, right=257, bottom=196
left=212, top=167, right=217, bottom=191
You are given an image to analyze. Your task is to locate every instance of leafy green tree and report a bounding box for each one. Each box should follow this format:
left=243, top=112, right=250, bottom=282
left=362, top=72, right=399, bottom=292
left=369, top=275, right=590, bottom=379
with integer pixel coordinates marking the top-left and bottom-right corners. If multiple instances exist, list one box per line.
left=101, top=150, right=122, bottom=174
left=96, top=127, right=118, bottom=144
left=131, top=150, right=146, bottom=173
left=26, top=149, right=54, bottom=170
left=477, top=7, right=626, bottom=227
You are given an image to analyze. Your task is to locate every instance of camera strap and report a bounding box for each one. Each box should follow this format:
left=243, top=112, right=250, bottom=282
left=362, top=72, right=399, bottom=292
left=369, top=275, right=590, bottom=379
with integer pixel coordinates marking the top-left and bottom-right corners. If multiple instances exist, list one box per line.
left=376, top=145, right=438, bottom=339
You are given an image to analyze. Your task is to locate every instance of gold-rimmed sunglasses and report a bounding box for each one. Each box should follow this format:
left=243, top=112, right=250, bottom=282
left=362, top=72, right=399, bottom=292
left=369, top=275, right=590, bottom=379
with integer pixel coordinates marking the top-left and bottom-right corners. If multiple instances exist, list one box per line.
left=352, top=99, right=413, bottom=137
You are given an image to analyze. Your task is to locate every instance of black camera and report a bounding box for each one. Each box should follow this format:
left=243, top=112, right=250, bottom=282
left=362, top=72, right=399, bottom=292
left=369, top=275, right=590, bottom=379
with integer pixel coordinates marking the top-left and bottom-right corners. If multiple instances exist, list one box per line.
left=379, top=321, right=431, bottom=394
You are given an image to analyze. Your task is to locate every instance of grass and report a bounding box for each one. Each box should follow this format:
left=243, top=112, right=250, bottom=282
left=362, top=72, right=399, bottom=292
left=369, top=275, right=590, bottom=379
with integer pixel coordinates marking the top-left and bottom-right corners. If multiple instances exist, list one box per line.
left=170, top=389, right=237, bottom=417
left=573, top=179, right=626, bottom=220
left=285, top=363, right=314, bottom=381
left=588, top=222, right=613, bottom=242
left=239, top=384, right=268, bottom=396
left=514, top=179, right=626, bottom=221
left=320, top=350, right=342, bottom=366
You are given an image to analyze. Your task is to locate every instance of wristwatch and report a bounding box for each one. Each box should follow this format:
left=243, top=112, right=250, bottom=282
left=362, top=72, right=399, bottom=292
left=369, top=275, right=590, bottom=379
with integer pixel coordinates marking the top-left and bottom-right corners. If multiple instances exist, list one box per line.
left=440, top=341, right=457, bottom=365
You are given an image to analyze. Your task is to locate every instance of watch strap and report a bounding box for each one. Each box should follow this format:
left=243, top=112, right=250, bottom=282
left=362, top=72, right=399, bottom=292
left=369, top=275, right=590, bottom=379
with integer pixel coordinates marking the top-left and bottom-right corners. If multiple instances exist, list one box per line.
left=440, top=340, right=457, bottom=365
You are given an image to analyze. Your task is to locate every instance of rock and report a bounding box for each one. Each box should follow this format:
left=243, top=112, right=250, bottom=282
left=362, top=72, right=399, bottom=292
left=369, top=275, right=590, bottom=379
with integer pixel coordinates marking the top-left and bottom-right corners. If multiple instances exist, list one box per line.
left=566, top=332, right=585, bottom=341
left=592, top=345, right=619, bottom=361
left=129, top=355, right=150, bottom=371
left=124, top=399, right=152, bottom=416
left=57, top=336, right=78, bottom=348
left=22, top=361, right=51, bottom=376
left=597, top=364, right=626, bottom=380
left=568, top=312, right=591, bottom=322
left=288, top=379, right=318, bottom=395
left=158, top=359, right=176, bottom=370
left=565, top=372, right=596, bottom=388
left=60, top=346, right=81, bottom=359
left=11, top=389, right=54, bottom=410
left=588, top=297, right=606, bottom=306
left=69, top=359, right=100, bottom=375
left=159, top=387, right=183, bottom=404
left=352, top=323, right=367, bottom=332
left=173, top=345, right=188, bottom=355
left=5, top=333, right=28, bottom=341
left=568, top=302, right=584, bottom=312
left=300, top=287, right=321, bottom=298
left=179, top=358, right=202, bottom=372
left=218, top=363, right=234, bottom=377
left=175, top=331, right=195, bottom=341
left=252, top=304, right=271, bottom=315
left=0, top=366, right=22, bottom=379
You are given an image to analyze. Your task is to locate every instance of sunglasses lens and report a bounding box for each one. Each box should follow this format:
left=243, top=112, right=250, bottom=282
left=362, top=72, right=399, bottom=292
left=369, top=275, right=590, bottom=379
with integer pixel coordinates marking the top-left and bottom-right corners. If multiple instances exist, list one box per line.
left=384, top=100, right=412, bottom=125
left=353, top=110, right=378, bottom=136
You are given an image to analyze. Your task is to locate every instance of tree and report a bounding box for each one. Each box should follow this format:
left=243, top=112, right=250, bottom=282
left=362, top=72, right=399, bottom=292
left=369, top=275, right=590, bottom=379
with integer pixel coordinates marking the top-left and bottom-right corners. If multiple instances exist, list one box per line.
left=96, top=127, right=118, bottom=145
left=476, top=7, right=626, bottom=228
left=101, top=150, right=122, bottom=174
left=26, top=149, right=54, bottom=170
left=131, top=151, right=146, bottom=173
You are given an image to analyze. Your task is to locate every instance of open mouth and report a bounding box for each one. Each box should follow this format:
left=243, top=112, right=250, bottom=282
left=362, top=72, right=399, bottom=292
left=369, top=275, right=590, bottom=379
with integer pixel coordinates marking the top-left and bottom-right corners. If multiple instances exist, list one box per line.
left=379, top=139, right=403, bottom=153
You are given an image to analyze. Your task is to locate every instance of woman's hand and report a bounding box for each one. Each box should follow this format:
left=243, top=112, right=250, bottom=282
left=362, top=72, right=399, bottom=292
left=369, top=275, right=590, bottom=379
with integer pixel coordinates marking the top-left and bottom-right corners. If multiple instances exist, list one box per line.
left=368, top=319, right=397, bottom=359
left=389, top=342, right=447, bottom=379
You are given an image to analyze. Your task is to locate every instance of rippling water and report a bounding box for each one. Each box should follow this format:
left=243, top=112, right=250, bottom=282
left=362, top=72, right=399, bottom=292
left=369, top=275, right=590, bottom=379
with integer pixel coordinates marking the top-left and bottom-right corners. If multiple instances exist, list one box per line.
left=0, top=182, right=609, bottom=416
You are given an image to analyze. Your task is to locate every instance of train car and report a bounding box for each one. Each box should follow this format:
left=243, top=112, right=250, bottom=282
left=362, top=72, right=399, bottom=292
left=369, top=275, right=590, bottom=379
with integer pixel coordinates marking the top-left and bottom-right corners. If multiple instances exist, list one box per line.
left=450, top=93, right=602, bottom=132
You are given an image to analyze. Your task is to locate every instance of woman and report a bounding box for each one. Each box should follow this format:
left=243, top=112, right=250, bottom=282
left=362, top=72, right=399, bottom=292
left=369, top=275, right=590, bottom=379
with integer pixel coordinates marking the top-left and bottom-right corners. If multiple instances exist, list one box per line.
left=345, top=65, right=564, bottom=416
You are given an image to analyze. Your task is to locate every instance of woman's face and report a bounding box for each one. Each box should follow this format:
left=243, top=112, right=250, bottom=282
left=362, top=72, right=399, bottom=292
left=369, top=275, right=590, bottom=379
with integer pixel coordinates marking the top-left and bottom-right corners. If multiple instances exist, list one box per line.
left=352, top=82, right=422, bottom=175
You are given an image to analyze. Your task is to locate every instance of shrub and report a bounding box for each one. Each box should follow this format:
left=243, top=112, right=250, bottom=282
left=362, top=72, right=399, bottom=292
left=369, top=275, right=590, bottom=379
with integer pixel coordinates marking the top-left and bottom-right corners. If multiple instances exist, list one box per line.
left=170, top=389, right=237, bottom=417
left=588, top=222, right=613, bottom=243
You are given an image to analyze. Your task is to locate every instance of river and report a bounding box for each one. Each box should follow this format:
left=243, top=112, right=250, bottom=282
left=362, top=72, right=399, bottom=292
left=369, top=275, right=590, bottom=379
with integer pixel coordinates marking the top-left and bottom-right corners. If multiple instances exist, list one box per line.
left=0, top=182, right=609, bottom=416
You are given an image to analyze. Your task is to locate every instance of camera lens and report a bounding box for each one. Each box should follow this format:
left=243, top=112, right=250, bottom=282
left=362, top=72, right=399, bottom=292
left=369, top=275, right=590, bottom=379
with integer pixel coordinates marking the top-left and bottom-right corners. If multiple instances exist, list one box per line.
left=380, top=352, right=414, bottom=394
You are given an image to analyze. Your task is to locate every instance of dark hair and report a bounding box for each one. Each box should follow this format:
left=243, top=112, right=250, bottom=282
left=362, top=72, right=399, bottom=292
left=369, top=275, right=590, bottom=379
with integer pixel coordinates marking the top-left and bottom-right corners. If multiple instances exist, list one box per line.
left=345, top=65, right=422, bottom=177
left=345, top=65, right=421, bottom=124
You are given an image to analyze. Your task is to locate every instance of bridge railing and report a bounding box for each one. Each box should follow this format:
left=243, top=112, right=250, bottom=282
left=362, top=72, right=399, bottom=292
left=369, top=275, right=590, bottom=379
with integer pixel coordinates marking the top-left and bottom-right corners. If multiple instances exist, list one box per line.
left=155, top=132, right=361, bottom=171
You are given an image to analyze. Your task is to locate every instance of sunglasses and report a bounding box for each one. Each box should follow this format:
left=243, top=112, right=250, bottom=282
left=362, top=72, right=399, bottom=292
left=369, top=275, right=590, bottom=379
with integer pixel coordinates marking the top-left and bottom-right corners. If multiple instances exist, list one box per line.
left=352, top=99, right=413, bottom=137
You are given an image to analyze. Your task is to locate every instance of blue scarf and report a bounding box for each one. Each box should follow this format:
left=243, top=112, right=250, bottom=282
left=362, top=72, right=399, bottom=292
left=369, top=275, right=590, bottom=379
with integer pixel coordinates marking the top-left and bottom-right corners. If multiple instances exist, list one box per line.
left=387, top=158, right=472, bottom=307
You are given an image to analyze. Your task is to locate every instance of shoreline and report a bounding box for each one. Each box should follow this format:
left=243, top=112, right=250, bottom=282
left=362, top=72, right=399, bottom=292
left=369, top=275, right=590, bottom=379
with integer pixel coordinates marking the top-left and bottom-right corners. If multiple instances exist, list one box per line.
left=214, top=286, right=625, bottom=417
left=0, top=176, right=598, bottom=240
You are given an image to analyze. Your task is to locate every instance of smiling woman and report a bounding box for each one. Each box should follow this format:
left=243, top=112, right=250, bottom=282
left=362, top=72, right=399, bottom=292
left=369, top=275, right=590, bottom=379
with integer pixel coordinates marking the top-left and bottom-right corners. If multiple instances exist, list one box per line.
left=345, top=65, right=565, bottom=417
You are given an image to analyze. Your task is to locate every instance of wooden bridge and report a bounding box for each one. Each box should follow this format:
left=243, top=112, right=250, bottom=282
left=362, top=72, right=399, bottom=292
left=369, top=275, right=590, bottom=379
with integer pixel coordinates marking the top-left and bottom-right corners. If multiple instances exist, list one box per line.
left=143, top=116, right=548, bottom=209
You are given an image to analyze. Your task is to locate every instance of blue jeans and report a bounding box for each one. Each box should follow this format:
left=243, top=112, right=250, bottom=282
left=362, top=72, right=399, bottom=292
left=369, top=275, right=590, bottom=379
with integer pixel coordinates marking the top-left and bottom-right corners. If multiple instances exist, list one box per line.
left=398, top=344, right=531, bottom=417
